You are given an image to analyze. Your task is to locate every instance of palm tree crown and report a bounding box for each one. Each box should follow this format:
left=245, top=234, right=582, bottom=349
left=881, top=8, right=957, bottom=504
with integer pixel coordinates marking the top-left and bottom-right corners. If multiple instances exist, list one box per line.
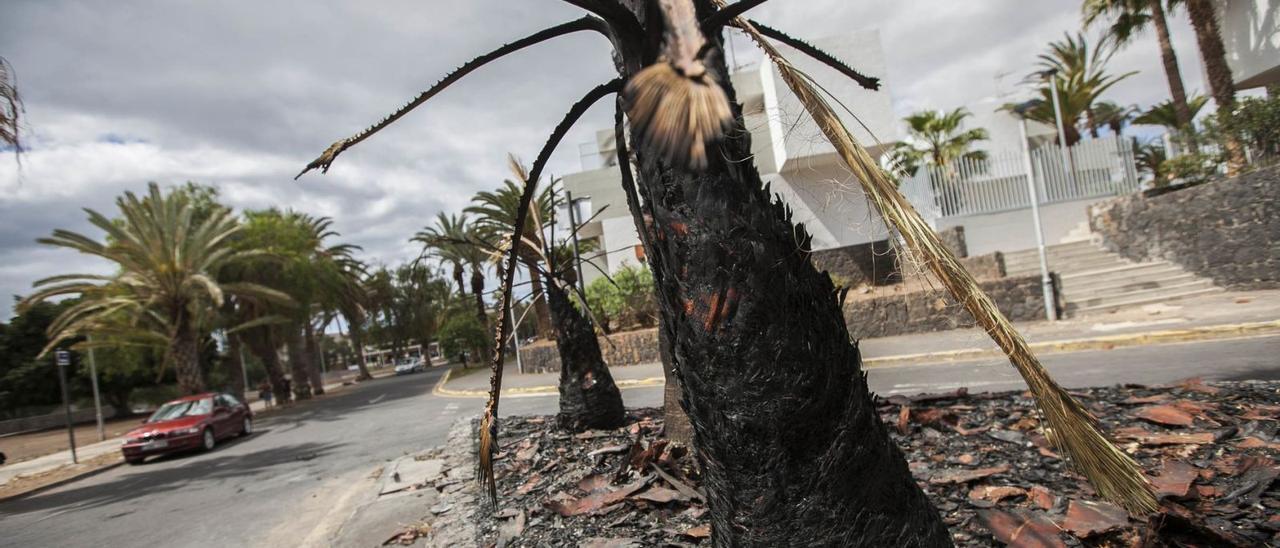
left=889, top=107, right=988, bottom=177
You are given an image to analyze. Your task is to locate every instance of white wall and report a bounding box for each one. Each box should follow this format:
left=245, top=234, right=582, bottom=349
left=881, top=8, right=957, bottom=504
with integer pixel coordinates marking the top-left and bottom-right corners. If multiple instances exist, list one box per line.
left=936, top=196, right=1105, bottom=255
left=1219, top=0, right=1280, bottom=89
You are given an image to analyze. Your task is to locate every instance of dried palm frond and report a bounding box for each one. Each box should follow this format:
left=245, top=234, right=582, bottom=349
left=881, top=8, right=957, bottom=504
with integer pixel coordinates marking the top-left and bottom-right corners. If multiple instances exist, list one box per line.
left=623, top=0, right=732, bottom=170
left=719, top=5, right=1157, bottom=516
left=1, top=56, right=24, bottom=156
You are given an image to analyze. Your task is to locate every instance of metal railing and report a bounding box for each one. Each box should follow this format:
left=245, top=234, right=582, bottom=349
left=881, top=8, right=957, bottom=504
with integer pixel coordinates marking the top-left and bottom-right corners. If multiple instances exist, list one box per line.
left=900, top=138, right=1140, bottom=221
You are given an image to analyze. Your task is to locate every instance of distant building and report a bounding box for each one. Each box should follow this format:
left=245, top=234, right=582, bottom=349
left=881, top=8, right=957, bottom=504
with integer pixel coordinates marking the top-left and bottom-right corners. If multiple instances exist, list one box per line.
left=566, top=31, right=899, bottom=285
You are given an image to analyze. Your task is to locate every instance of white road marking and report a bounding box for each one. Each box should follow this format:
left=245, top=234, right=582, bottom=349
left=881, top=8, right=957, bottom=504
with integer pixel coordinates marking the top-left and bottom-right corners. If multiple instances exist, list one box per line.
left=368, top=395, right=386, bottom=405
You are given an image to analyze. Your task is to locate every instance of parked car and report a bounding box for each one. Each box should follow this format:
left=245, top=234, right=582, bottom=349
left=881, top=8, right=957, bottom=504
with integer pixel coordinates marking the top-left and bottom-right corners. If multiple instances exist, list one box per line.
left=120, top=393, right=252, bottom=465
left=394, top=358, right=426, bottom=375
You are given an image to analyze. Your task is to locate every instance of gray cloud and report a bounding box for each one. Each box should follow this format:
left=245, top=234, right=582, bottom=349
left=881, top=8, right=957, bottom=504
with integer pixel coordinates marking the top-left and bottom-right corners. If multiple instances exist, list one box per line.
left=0, top=0, right=1212, bottom=318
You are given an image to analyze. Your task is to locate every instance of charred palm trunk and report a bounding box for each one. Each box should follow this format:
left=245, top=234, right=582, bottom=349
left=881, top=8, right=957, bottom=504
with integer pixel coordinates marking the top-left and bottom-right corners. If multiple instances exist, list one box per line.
left=285, top=326, right=313, bottom=400
left=658, top=314, right=693, bottom=446
left=613, top=2, right=949, bottom=544
left=170, top=312, right=205, bottom=395
left=471, top=266, right=488, bottom=327
left=545, top=279, right=626, bottom=431
left=1185, top=0, right=1246, bottom=172
left=304, top=322, right=325, bottom=395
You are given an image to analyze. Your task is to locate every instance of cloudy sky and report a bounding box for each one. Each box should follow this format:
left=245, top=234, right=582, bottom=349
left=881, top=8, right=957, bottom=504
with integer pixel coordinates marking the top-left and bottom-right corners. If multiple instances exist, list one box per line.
left=0, top=0, right=1211, bottom=319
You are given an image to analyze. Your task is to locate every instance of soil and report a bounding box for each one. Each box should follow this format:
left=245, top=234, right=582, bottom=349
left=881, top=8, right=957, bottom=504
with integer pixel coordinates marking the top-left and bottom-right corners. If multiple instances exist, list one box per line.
left=470, top=380, right=1280, bottom=547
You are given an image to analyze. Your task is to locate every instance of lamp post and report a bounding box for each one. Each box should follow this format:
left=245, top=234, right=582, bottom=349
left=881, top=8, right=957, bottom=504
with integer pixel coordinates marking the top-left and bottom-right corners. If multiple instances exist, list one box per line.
left=1013, top=101, right=1058, bottom=322
left=1039, top=69, right=1077, bottom=191
left=85, top=336, right=104, bottom=442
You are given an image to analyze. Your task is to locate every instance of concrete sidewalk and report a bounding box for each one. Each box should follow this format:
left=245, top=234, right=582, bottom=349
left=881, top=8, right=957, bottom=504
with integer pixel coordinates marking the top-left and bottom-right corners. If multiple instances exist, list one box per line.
left=437, top=290, right=1280, bottom=398
left=0, top=370, right=395, bottom=500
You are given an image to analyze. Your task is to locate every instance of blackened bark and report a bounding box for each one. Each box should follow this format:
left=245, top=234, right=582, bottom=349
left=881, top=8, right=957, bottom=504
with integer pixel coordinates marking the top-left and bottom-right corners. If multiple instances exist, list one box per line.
left=285, top=327, right=313, bottom=400
left=545, top=280, right=626, bottom=432
left=659, top=314, right=693, bottom=446
left=472, top=266, right=488, bottom=328
left=170, top=313, right=205, bottom=395
left=612, top=2, right=950, bottom=544
left=304, top=323, right=325, bottom=395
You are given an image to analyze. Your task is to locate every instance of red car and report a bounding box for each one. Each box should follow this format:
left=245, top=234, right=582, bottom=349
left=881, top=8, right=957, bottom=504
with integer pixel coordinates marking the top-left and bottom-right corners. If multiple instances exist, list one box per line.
left=121, top=393, right=253, bottom=465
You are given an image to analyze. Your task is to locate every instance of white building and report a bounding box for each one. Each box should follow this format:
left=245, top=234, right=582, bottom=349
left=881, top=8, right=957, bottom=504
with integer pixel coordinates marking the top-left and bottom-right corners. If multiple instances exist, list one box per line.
left=1217, top=0, right=1280, bottom=90
left=566, top=31, right=900, bottom=284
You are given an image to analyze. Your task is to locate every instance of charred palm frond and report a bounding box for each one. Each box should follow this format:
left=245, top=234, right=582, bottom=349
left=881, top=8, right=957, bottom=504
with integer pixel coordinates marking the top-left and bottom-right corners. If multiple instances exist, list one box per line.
left=296, top=16, right=608, bottom=178
left=478, top=79, right=622, bottom=505
left=701, top=0, right=771, bottom=30
left=623, top=0, right=732, bottom=171
left=1, top=56, right=24, bottom=156
left=720, top=7, right=1156, bottom=515
left=749, top=22, right=880, bottom=91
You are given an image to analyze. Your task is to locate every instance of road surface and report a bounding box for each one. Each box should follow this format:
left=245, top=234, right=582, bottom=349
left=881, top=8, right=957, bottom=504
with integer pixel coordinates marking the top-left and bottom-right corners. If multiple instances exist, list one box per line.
left=1, top=335, right=1276, bottom=547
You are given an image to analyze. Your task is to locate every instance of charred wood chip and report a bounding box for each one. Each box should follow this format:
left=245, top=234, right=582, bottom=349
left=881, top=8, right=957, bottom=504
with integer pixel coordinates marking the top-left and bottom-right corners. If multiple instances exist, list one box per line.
left=976, top=509, right=1067, bottom=548
left=1149, top=460, right=1200, bottom=500
left=1134, top=404, right=1196, bottom=427
left=1061, top=499, right=1129, bottom=537
left=929, top=465, right=1012, bottom=485
left=1145, top=501, right=1258, bottom=547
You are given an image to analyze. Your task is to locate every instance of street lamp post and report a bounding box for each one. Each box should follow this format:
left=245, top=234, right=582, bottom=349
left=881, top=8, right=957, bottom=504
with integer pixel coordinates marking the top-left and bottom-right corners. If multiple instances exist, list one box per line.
left=1043, top=69, right=1077, bottom=191
left=1014, top=102, right=1058, bottom=322
left=85, top=336, right=105, bottom=442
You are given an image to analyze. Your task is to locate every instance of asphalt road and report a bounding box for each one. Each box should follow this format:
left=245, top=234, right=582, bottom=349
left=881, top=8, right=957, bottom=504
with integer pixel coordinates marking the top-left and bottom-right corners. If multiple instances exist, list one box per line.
left=1, top=335, right=1276, bottom=547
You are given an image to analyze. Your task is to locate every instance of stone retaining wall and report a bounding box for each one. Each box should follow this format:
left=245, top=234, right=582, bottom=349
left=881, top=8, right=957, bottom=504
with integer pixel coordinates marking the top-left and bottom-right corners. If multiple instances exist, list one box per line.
left=1089, top=166, right=1279, bottom=290
left=517, top=327, right=660, bottom=374
left=842, top=275, right=1049, bottom=339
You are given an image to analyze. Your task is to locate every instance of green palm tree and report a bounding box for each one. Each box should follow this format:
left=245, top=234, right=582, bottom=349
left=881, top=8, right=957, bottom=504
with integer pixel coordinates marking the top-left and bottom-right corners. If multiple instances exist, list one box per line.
left=413, top=213, right=493, bottom=329
left=1092, top=100, right=1138, bottom=135
left=20, top=183, right=289, bottom=394
left=465, top=173, right=560, bottom=340
left=889, top=107, right=988, bottom=177
left=1181, top=0, right=1247, bottom=172
left=1134, top=94, right=1209, bottom=130
left=1083, top=0, right=1195, bottom=142
left=1032, top=32, right=1137, bottom=141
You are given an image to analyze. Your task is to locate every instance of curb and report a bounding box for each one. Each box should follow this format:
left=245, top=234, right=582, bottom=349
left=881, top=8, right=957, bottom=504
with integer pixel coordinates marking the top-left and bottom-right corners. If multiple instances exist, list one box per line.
left=861, top=319, right=1280, bottom=368
left=432, top=366, right=665, bottom=399
left=0, top=457, right=125, bottom=504
left=430, top=320, right=1280, bottom=397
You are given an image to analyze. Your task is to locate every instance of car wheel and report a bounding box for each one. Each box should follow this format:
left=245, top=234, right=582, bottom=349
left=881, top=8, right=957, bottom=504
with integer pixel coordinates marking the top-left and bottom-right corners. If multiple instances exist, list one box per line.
left=240, top=417, right=253, bottom=437
left=202, top=428, right=216, bottom=451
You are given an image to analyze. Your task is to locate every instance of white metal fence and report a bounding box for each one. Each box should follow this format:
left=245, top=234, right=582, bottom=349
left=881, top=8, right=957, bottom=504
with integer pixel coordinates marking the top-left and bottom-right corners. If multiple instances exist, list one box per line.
left=899, top=138, right=1141, bottom=221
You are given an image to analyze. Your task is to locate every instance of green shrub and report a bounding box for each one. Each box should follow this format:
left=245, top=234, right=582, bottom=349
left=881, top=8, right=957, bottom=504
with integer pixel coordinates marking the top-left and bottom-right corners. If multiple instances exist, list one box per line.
left=586, top=265, right=657, bottom=330
left=1159, top=153, right=1220, bottom=188
left=438, top=314, right=488, bottom=363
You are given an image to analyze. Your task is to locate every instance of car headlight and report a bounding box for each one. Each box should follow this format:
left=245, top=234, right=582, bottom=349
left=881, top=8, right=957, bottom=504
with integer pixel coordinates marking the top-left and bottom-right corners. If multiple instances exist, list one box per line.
left=176, top=426, right=202, bottom=435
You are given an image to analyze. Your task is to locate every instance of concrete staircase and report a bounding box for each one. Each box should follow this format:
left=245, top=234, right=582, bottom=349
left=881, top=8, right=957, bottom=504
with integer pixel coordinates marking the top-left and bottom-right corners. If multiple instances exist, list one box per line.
left=1002, top=240, right=1221, bottom=315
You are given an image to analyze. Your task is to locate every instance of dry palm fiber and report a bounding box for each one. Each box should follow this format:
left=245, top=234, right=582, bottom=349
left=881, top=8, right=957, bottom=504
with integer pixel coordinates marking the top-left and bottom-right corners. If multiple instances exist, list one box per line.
left=704, top=5, right=1156, bottom=516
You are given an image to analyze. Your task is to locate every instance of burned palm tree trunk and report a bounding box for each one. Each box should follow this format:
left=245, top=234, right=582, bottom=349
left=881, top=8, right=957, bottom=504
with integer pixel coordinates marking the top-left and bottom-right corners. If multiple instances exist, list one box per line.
left=658, top=315, right=693, bottom=445
left=612, top=1, right=950, bottom=544
left=545, top=279, right=626, bottom=431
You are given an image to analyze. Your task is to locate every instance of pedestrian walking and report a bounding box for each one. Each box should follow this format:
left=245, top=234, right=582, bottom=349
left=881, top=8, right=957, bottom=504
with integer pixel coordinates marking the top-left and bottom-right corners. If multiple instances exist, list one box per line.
left=258, top=380, right=273, bottom=408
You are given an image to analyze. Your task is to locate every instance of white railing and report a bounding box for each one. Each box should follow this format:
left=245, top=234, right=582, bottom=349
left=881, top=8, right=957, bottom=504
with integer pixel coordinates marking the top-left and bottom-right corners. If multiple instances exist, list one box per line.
left=899, top=138, right=1140, bottom=220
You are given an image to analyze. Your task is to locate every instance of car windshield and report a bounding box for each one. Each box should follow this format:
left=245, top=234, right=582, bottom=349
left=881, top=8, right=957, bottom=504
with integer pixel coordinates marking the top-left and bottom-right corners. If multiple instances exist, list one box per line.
left=148, top=398, right=212, bottom=422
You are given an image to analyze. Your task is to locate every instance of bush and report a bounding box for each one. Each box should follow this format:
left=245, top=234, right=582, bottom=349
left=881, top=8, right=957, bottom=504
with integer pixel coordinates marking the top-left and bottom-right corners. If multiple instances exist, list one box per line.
left=437, top=315, right=487, bottom=363
left=1159, top=153, right=1220, bottom=188
left=586, top=265, right=657, bottom=331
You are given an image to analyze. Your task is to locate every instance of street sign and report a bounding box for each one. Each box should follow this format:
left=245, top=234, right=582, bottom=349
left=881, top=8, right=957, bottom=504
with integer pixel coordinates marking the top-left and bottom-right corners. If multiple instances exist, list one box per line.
left=54, top=350, right=71, bottom=367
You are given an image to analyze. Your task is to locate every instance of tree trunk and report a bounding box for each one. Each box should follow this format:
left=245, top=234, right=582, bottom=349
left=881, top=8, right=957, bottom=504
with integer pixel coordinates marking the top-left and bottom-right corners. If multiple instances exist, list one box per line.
left=304, top=322, right=325, bottom=395
left=545, top=279, right=626, bottom=432
left=246, top=329, right=290, bottom=404
left=525, top=259, right=554, bottom=340
left=471, top=266, right=488, bottom=328
left=227, top=335, right=248, bottom=399
left=1185, top=0, right=1247, bottom=172
left=285, top=326, right=312, bottom=400
left=1149, top=0, right=1198, bottom=152
left=170, top=314, right=205, bottom=395
left=612, top=2, right=950, bottom=544
left=351, top=321, right=373, bottom=381
left=659, top=314, right=693, bottom=446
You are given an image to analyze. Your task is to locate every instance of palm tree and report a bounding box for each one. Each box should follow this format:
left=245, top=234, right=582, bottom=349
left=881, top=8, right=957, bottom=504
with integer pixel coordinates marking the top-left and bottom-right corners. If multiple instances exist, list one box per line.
left=0, top=57, right=22, bottom=154
left=1092, top=100, right=1138, bottom=135
left=1134, top=94, right=1209, bottom=130
left=1083, top=0, right=1196, bottom=146
left=20, top=183, right=289, bottom=394
left=413, top=213, right=490, bottom=328
left=889, top=107, right=988, bottom=177
left=1181, top=0, right=1247, bottom=172
left=1034, top=32, right=1138, bottom=140
left=297, top=1, right=1149, bottom=541
left=466, top=178, right=559, bottom=341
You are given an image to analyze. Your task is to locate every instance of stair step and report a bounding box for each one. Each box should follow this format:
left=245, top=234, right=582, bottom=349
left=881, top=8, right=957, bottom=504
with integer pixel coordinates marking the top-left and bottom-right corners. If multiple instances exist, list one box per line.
left=1004, top=248, right=1113, bottom=264
left=1061, top=272, right=1199, bottom=296
left=1006, top=256, right=1128, bottom=277
left=1058, top=265, right=1187, bottom=291
left=1067, top=287, right=1224, bottom=315
left=1058, top=261, right=1184, bottom=281
left=1063, top=278, right=1215, bottom=302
